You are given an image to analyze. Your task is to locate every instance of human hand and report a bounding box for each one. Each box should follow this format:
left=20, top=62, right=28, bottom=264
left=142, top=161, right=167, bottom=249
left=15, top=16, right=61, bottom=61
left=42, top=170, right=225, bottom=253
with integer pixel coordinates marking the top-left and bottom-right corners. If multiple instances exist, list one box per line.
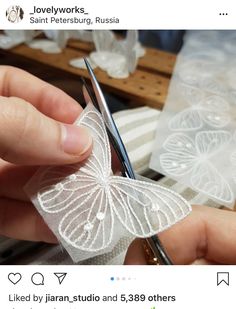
left=124, top=205, right=236, bottom=265
left=0, top=65, right=92, bottom=243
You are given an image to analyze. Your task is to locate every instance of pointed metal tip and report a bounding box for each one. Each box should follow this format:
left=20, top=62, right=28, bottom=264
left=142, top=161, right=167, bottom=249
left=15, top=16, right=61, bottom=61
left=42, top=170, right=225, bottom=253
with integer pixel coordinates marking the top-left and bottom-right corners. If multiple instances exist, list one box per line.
left=83, top=58, right=93, bottom=74
left=83, top=57, right=97, bottom=83
left=83, top=57, right=89, bottom=66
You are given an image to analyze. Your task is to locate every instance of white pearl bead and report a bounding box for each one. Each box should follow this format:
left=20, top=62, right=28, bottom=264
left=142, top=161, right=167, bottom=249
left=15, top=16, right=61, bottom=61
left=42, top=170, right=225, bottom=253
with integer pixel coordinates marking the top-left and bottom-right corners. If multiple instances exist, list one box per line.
left=69, top=174, right=76, bottom=180
left=151, top=205, right=159, bottom=212
left=55, top=183, right=63, bottom=191
left=84, top=222, right=93, bottom=231
left=96, top=212, right=105, bottom=221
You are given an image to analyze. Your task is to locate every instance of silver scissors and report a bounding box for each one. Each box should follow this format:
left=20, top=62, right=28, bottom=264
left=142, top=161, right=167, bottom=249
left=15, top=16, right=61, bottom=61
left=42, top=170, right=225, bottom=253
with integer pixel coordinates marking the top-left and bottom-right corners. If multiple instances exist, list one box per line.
left=82, top=58, right=173, bottom=265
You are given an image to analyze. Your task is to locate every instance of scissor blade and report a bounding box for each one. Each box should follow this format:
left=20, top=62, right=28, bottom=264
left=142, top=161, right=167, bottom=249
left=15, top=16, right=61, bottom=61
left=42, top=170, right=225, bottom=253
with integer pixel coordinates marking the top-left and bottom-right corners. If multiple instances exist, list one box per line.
left=84, top=58, right=135, bottom=179
left=84, top=58, right=116, bottom=134
left=81, top=77, right=99, bottom=110
left=83, top=59, right=171, bottom=265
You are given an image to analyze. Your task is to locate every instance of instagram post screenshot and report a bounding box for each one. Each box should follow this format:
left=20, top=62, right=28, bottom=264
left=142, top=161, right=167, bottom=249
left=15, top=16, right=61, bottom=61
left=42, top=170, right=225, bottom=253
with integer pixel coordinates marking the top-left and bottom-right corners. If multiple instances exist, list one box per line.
left=0, top=0, right=235, bottom=308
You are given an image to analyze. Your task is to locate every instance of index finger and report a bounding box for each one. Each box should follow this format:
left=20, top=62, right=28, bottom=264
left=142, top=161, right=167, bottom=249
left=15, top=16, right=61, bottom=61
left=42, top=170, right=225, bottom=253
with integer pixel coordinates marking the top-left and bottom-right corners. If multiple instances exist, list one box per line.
left=159, top=205, right=236, bottom=265
left=0, top=65, right=82, bottom=123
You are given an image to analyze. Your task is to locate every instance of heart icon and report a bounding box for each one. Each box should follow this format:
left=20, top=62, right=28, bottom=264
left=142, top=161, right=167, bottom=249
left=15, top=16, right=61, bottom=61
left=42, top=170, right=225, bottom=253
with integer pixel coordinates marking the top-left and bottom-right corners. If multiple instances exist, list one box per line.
left=8, top=273, right=22, bottom=285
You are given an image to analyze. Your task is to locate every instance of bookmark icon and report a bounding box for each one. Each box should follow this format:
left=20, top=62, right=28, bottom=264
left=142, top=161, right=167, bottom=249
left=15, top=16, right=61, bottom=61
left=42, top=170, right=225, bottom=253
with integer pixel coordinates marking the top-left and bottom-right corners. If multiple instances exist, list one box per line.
left=54, top=273, right=67, bottom=285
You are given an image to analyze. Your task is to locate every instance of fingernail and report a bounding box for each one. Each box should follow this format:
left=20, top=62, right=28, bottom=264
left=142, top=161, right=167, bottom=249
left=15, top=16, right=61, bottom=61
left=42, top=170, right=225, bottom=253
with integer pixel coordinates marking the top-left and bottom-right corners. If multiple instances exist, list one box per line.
left=61, top=124, right=92, bottom=155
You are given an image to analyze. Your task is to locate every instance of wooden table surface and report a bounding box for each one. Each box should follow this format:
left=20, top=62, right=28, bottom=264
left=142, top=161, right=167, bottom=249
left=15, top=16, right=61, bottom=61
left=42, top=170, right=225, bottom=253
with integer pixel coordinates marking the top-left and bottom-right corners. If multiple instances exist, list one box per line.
left=6, top=39, right=177, bottom=110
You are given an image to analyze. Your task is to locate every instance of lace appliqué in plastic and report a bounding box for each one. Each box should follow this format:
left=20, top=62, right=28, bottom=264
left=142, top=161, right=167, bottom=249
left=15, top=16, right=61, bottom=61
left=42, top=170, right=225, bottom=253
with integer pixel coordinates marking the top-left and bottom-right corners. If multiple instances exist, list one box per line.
left=150, top=31, right=236, bottom=207
left=169, top=85, right=231, bottom=131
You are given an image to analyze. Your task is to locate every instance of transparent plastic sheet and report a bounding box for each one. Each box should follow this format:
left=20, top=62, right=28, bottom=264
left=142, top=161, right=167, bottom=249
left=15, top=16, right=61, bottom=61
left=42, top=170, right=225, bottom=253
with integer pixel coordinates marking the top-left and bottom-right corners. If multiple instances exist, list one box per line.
left=150, top=30, right=236, bottom=208
left=25, top=104, right=191, bottom=262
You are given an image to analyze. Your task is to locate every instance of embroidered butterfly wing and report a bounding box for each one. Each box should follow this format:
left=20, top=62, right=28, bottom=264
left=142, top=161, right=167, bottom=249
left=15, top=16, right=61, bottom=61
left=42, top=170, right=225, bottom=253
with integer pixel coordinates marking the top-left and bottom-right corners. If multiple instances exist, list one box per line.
left=191, top=131, right=233, bottom=204
left=109, top=176, right=191, bottom=237
left=160, top=131, right=233, bottom=204
left=169, top=94, right=230, bottom=131
left=35, top=105, right=191, bottom=253
left=37, top=108, right=114, bottom=252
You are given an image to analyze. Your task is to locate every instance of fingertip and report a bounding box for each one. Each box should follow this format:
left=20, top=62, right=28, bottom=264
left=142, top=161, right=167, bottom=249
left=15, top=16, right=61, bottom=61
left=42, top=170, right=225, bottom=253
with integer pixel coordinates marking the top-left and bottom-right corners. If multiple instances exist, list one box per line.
left=35, top=215, right=58, bottom=244
left=61, top=125, right=93, bottom=157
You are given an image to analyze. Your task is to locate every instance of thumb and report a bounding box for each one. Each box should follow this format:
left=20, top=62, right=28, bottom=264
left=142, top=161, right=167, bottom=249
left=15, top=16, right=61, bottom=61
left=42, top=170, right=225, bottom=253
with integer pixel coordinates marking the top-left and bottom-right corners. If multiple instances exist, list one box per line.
left=0, top=96, right=92, bottom=165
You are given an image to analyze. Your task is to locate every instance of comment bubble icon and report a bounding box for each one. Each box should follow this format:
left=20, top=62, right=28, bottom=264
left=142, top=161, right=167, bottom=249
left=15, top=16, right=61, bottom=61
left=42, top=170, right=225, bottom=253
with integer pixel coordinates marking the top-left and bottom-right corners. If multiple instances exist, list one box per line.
left=31, top=272, right=44, bottom=286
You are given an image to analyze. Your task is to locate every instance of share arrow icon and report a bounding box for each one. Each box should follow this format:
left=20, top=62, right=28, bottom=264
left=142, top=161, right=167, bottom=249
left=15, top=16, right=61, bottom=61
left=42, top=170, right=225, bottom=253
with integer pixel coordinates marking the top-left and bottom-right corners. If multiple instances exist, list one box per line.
left=54, top=273, right=67, bottom=285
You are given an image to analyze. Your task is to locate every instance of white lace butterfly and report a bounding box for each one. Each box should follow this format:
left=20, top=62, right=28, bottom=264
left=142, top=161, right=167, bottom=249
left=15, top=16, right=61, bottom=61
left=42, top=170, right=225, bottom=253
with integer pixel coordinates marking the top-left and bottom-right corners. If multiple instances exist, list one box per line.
left=36, top=105, right=191, bottom=253
left=169, top=84, right=230, bottom=131
left=160, top=130, right=233, bottom=205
